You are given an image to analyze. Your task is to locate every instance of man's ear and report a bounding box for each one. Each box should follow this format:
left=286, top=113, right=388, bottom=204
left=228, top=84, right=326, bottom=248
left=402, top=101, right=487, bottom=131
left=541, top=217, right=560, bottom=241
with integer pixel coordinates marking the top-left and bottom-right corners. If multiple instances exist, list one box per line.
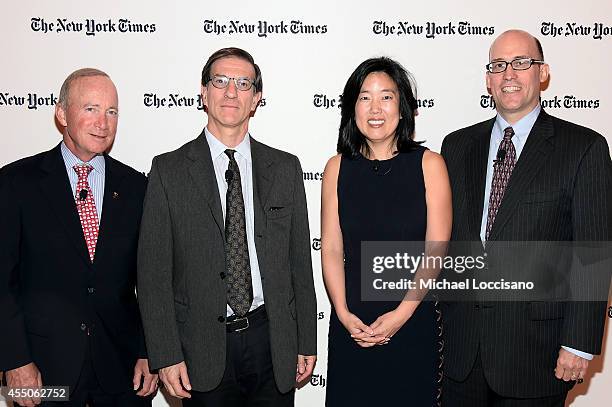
left=539, top=63, right=550, bottom=84
left=201, top=85, right=208, bottom=108
left=55, top=103, right=67, bottom=127
left=251, top=91, right=262, bottom=111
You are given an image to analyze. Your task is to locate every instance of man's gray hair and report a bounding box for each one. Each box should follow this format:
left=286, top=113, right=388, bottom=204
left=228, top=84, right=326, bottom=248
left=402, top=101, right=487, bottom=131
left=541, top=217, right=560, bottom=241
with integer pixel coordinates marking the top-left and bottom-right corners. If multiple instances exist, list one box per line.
left=58, top=68, right=110, bottom=109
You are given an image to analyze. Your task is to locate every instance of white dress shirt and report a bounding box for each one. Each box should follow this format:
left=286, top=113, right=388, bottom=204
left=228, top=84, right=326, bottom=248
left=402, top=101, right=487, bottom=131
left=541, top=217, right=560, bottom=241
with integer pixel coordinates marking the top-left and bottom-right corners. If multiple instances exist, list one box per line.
left=205, top=128, right=265, bottom=317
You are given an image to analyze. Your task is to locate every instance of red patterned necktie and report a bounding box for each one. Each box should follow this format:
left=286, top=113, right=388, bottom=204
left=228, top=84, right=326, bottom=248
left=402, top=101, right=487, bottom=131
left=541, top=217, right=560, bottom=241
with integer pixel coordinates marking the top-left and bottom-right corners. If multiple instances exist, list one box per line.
left=485, top=126, right=516, bottom=241
left=73, top=164, right=99, bottom=262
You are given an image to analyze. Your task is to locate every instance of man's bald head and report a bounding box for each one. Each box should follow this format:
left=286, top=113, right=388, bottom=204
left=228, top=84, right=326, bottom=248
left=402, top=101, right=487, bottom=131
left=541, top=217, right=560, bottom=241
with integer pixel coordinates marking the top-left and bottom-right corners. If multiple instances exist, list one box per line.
left=489, top=30, right=544, bottom=62
left=485, top=29, right=549, bottom=124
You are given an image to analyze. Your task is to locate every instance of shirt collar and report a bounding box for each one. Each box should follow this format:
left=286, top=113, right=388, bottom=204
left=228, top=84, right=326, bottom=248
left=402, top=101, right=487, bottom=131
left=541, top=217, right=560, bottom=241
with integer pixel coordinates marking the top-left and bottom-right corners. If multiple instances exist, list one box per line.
left=60, top=141, right=105, bottom=174
left=204, top=127, right=252, bottom=163
left=493, top=104, right=541, bottom=145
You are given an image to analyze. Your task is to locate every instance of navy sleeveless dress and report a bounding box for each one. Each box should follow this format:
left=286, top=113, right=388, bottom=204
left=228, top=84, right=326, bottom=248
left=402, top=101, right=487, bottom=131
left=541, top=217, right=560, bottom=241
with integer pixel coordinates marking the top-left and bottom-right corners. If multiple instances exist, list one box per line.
left=326, top=147, right=442, bottom=406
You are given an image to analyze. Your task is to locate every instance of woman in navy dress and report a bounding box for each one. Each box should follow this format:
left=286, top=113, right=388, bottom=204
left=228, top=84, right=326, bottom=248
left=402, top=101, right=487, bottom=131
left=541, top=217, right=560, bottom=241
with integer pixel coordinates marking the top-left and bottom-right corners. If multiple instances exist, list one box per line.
left=321, top=57, right=452, bottom=406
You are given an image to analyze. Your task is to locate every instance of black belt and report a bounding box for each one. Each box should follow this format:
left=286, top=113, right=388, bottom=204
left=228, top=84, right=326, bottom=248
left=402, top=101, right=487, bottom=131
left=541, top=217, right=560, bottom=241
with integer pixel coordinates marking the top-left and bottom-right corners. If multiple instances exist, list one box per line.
left=226, top=305, right=267, bottom=333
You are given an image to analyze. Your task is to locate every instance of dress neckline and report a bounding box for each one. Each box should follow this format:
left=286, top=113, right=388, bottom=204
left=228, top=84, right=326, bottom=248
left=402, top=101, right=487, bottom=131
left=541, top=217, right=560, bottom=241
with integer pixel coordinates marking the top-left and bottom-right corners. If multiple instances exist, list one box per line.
left=358, top=152, right=401, bottom=163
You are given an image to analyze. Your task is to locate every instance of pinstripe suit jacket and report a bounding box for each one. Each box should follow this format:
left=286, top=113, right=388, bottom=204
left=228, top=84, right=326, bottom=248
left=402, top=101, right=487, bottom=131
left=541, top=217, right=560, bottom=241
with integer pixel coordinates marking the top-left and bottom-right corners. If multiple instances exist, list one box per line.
left=137, top=131, right=317, bottom=393
left=440, top=109, right=612, bottom=398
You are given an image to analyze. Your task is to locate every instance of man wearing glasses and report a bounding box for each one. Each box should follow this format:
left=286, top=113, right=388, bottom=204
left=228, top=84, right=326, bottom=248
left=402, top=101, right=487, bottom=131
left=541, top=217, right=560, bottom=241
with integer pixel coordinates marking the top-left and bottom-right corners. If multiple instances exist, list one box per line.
left=137, top=47, right=317, bottom=406
left=441, top=30, right=611, bottom=405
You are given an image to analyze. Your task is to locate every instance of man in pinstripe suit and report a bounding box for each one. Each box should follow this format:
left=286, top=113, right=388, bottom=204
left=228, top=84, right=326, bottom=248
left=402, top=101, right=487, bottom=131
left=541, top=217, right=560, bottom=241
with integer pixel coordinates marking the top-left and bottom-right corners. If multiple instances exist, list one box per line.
left=441, top=30, right=612, bottom=406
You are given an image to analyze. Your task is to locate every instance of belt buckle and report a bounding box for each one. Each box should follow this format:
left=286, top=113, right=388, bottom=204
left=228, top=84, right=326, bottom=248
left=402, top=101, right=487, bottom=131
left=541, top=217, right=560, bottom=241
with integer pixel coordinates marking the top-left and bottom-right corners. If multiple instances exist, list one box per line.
left=231, top=316, right=249, bottom=332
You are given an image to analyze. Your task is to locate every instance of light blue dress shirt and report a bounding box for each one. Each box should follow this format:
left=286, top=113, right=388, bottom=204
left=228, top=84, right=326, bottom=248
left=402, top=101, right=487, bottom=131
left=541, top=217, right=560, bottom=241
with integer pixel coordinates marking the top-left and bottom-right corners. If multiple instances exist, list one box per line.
left=205, top=128, right=265, bottom=317
left=60, top=141, right=105, bottom=222
left=479, top=105, right=539, bottom=242
left=479, top=105, right=592, bottom=360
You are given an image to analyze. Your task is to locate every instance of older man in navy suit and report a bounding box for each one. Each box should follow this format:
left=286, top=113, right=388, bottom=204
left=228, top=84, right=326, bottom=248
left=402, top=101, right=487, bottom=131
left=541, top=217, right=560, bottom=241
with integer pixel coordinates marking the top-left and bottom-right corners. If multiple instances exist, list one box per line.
left=0, top=68, right=157, bottom=406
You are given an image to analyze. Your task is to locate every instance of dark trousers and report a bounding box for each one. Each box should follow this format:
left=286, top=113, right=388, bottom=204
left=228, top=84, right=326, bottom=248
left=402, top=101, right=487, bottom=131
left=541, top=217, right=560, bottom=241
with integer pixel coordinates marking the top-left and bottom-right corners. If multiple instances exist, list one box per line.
left=183, top=310, right=294, bottom=407
left=442, top=351, right=565, bottom=407
left=42, top=342, right=152, bottom=407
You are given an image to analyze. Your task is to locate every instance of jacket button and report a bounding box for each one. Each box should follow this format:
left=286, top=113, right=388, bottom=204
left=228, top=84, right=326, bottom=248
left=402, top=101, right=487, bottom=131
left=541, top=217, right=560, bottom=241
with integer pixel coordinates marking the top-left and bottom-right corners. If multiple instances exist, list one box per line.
left=87, top=287, right=95, bottom=294
left=220, top=272, right=226, bottom=279
left=218, top=316, right=225, bottom=323
left=80, top=323, right=87, bottom=331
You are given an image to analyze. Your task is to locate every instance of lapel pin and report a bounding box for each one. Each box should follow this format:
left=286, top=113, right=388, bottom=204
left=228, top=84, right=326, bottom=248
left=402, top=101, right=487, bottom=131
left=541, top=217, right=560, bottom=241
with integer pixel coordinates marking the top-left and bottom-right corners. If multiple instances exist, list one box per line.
left=112, top=192, right=119, bottom=199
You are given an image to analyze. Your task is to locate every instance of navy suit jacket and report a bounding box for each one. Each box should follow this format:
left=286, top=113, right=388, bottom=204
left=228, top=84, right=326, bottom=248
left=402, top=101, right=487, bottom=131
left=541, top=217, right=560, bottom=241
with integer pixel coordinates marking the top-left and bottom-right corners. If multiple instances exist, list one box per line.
left=0, top=144, right=147, bottom=394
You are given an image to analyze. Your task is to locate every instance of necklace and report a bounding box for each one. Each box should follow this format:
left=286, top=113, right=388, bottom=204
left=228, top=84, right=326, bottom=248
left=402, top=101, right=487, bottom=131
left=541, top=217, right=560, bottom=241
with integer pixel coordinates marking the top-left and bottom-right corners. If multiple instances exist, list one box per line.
left=363, top=149, right=397, bottom=176
left=371, top=159, right=392, bottom=176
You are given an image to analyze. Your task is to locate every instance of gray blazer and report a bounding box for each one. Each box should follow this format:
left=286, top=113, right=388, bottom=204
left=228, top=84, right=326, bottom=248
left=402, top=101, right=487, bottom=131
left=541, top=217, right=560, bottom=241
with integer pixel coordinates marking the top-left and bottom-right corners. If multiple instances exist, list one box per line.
left=137, top=130, right=317, bottom=393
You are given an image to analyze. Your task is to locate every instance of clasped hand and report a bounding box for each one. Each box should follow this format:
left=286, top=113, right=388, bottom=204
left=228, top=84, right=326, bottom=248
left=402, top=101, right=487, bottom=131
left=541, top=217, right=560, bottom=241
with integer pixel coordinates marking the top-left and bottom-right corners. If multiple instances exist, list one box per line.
left=339, top=310, right=411, bottom=348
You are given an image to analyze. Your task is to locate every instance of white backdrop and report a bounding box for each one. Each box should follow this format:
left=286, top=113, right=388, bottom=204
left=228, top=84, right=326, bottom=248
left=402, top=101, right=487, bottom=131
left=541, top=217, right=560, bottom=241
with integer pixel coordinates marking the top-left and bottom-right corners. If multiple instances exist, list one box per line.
left=1, top=1, right=611, bottom=405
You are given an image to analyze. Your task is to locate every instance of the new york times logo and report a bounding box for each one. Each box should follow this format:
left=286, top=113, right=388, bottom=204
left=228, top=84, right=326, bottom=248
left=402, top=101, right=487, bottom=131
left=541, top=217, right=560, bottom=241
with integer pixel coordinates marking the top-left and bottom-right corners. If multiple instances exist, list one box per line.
left=309, top=373, right=326, bottom=387
left=312, top=238, right=321, bottom=251
left=143, top=93, right=266, bottom=110
left=313, top=94, right=342, bottom=109
left=314, top=94, right=434, bottom=109
left=303, top=171, right=324, bottom=182
left=31, top=17, right=156, bottom=35
left=481, top=95, right=600, bottom=109
left=0, top=92, right=57, bottom=110
left=373, top=21, right=494, bottom=38
left=203, top=19, right=327, bottom=38
left=541, top=22, right=612, bottom=40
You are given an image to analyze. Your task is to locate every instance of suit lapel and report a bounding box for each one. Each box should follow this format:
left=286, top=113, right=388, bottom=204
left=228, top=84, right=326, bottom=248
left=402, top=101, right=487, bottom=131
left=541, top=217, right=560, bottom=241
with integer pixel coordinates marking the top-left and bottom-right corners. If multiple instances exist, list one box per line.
left=250, top=138, right=275, bottom=210
left=38, top=145, right=91, bottom=266
left=488, top=110, right=555, bottom=240
left=465, top=118, right=494, bottom=241
left=187, top=130, right=225, bottom=238
left=94, top=155, right=127, bottom=264
left=250, top=138, right=274, bottom=257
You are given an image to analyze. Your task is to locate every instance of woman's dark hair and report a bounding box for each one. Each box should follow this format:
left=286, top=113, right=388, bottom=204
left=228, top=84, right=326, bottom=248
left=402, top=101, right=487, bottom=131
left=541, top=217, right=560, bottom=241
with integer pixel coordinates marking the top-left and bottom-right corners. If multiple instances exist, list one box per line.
left=337, top=57, right=420, bottom=158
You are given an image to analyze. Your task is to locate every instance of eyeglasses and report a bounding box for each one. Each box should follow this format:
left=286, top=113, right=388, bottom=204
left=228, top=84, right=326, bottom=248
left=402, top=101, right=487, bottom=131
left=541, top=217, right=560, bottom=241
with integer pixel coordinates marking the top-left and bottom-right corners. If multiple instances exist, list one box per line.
left=485, top=58, right=545, bottom=74
left=207, top=75, right=254, bottom=91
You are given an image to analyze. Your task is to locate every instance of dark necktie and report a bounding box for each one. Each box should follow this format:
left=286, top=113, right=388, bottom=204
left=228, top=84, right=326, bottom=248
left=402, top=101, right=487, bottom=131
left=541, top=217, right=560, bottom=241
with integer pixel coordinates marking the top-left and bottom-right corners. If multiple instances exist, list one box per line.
left=73, top=164, right=99, bottom=262
left=485, top=126, right=516, bottom=240
left=224, top=149, right=253, bottom=316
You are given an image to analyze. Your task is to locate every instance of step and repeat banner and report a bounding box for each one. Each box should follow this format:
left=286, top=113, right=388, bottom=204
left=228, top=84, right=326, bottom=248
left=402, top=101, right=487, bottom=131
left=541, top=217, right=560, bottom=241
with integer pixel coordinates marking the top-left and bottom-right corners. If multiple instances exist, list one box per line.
left=1, top=1, right=611, bottom=405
